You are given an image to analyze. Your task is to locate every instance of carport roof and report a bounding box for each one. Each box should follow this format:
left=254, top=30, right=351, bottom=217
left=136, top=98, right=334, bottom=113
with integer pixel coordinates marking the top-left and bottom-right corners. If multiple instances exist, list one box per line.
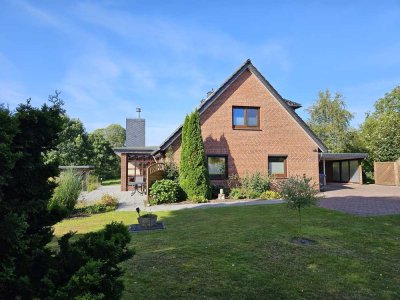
left=319, top=153, right=368, bottom=161
left=112, top=146, right=160, bottom=156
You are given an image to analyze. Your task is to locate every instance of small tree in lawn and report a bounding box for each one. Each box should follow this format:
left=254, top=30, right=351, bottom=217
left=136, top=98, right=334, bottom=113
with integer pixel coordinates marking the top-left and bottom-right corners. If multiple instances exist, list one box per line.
left=280, top=175, right=322, bottom=239
left=179, top=110, right=211, bottom=202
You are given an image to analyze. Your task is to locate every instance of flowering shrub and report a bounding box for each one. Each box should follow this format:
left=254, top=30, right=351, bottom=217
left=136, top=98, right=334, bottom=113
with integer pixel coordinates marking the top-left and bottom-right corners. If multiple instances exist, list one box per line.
left=259, top=190, right=281, bottom=200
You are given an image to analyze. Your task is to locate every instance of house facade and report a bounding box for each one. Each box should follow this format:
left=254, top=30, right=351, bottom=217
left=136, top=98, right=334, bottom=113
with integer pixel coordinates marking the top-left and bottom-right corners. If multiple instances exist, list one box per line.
left=116, top=59, right=366, bottom=192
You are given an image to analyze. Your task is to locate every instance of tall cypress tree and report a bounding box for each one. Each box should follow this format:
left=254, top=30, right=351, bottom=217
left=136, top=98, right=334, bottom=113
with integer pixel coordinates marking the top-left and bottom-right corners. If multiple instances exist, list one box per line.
left=179, top=114, right=190, bottom=196
left=179, top=110, right=211, bottom=202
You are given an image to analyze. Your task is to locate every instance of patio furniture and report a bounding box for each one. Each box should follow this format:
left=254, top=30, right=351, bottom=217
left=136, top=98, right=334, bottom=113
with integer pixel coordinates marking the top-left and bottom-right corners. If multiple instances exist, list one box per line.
left=129, top=175, right=145, bottom=196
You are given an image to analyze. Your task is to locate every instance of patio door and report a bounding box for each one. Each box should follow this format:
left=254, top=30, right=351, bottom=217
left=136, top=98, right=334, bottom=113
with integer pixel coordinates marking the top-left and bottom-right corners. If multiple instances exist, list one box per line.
left=332, top=160, right=359, bottom=183
left=332, top=162, right=340, bottom=182
left=349, top=160, right=359, bottom=183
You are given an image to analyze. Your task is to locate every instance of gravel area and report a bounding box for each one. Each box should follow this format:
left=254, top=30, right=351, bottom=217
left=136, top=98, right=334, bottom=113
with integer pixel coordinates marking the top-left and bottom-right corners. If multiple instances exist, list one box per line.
left=78, top=185, right=146, bottom=211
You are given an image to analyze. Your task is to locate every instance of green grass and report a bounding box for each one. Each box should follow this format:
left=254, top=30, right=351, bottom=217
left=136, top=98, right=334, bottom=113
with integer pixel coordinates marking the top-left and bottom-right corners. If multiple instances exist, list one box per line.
left=101, top=178, right=121, bottom=186
left=53, top=205, right=400, bottom=299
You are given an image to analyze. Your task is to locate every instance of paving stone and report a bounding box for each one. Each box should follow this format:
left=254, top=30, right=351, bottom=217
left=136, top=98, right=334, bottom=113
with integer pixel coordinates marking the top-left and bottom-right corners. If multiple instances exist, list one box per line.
left=319, top=184, right=400, bottom=216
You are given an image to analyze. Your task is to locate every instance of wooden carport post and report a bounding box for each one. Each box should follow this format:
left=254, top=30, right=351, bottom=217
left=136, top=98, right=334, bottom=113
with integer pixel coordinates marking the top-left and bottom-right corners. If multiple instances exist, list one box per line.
left=121, top=153, right=128, bottom=191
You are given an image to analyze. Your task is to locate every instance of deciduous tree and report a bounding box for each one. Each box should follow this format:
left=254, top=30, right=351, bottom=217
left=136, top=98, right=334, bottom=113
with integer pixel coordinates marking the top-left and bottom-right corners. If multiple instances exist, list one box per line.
left=89, top=132, right=120, bottom=179
left=307, top=90, right=354, bottom=152
left=93, top=123, right=125, bottom=147
left=46, top=116, right=92, bottom=166
left=361, top=86, right=400, bottom=162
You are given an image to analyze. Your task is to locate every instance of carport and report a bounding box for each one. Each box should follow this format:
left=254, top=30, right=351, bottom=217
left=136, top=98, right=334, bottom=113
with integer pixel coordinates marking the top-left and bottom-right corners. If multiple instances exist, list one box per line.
left=319, top=153, right=368, bottom=185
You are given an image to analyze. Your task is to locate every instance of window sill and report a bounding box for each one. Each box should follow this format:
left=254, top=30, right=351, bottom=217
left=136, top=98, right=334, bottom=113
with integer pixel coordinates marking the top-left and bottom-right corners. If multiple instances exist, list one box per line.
left=232, top=127, right=262, bottom=131
left=210, top=177, right=228, bottom=180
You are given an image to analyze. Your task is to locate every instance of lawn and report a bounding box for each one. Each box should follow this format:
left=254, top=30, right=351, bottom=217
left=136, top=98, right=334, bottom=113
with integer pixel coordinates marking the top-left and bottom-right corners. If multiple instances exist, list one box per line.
left=53, top=204, right=400, bottom=299
left=101, top=178, right=121, bottom=186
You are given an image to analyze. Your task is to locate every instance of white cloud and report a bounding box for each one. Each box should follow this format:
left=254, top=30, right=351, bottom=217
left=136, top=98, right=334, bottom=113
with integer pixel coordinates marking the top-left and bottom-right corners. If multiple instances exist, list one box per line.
left=73, top=2, right=291, bottom=71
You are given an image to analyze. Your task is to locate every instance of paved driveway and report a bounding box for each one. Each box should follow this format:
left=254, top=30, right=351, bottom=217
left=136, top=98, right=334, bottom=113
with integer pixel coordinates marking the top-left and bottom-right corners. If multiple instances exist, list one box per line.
left=319, top=184, right=400, bottom=216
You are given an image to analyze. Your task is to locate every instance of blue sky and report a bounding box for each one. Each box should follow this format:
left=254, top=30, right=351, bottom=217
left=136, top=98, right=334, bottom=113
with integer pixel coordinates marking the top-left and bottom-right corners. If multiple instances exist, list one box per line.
left=1, top=0, right=399, bottom=146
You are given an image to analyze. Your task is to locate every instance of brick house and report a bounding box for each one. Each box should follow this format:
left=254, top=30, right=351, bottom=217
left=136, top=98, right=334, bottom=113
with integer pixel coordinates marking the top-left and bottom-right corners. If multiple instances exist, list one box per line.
left=115, top=59, right=367, bottom=192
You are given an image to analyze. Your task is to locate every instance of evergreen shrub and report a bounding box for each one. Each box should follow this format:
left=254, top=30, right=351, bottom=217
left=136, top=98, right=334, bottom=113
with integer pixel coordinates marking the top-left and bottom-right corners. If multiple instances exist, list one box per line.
left=45, top=222, right=133, bottom=299
left=179, top=110, right=211, bottom=202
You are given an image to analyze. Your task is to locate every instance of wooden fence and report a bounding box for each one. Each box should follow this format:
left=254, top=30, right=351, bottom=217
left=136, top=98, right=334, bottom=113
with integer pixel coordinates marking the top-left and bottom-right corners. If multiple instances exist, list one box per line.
left=146, top=163, right=166, bottom=199
left=374, top=160, right=400, bottom=186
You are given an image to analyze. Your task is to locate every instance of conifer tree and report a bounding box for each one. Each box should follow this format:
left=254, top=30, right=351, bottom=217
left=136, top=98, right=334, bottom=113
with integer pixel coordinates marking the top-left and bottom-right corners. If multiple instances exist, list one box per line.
left=179, top=110, right=211, bottom=201
left=179, top=114, right=190, bottom=195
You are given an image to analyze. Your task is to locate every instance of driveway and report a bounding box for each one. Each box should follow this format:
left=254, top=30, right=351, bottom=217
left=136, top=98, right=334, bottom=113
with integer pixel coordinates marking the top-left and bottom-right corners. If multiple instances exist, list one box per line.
left=319, top=184, right=400, bottom=216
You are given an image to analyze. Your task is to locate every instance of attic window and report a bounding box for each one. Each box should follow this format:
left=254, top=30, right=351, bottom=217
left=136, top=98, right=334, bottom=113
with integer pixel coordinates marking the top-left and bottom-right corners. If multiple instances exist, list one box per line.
left=232, top=106, right=260, bottom=129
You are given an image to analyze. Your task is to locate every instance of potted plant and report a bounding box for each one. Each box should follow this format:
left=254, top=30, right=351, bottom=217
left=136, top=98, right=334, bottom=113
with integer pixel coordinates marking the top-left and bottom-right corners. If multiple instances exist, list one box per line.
left=136, top=207, right=157, bottom=228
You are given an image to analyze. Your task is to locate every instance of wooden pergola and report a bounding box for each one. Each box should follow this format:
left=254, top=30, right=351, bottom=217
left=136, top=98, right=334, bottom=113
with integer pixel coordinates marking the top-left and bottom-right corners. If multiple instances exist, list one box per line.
left=113, top=147, right=162, bottom=193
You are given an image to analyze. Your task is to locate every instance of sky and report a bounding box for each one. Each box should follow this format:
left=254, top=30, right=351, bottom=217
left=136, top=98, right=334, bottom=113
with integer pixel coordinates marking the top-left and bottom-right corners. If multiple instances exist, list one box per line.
left=1, top=0, right=399, bottom=146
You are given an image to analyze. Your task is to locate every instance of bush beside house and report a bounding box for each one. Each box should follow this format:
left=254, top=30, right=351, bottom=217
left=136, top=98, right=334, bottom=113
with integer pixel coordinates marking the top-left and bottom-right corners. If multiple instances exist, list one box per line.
left=229, top=172, right=273, bottom=199
left=149, top=179, right=183, bottom=204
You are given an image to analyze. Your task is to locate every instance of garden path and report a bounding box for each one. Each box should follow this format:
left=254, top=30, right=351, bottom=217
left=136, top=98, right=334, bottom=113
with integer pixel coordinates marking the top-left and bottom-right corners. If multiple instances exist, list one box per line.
left=78, top=185, right=146, bottom=211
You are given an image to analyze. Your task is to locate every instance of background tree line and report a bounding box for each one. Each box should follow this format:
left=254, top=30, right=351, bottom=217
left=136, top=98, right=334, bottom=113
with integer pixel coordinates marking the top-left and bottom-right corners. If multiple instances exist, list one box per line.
left=307, top=86, right=400, bottom=181
left=46, top=117, right=125, bottom=180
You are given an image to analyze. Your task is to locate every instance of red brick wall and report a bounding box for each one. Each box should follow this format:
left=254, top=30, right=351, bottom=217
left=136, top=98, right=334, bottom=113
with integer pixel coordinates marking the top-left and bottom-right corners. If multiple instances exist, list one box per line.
left=169, top=69, right=320, bottom=185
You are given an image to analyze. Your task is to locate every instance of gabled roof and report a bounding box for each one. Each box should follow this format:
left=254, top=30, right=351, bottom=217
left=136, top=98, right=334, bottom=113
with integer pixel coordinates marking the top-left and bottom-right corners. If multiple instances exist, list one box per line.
left=156, top=59, right=328, bottom=154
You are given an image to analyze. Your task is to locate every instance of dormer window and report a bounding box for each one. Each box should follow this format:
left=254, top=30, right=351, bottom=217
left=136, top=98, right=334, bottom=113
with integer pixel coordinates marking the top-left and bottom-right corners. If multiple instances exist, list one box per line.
left=232, top=106, right=260, bottom=129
